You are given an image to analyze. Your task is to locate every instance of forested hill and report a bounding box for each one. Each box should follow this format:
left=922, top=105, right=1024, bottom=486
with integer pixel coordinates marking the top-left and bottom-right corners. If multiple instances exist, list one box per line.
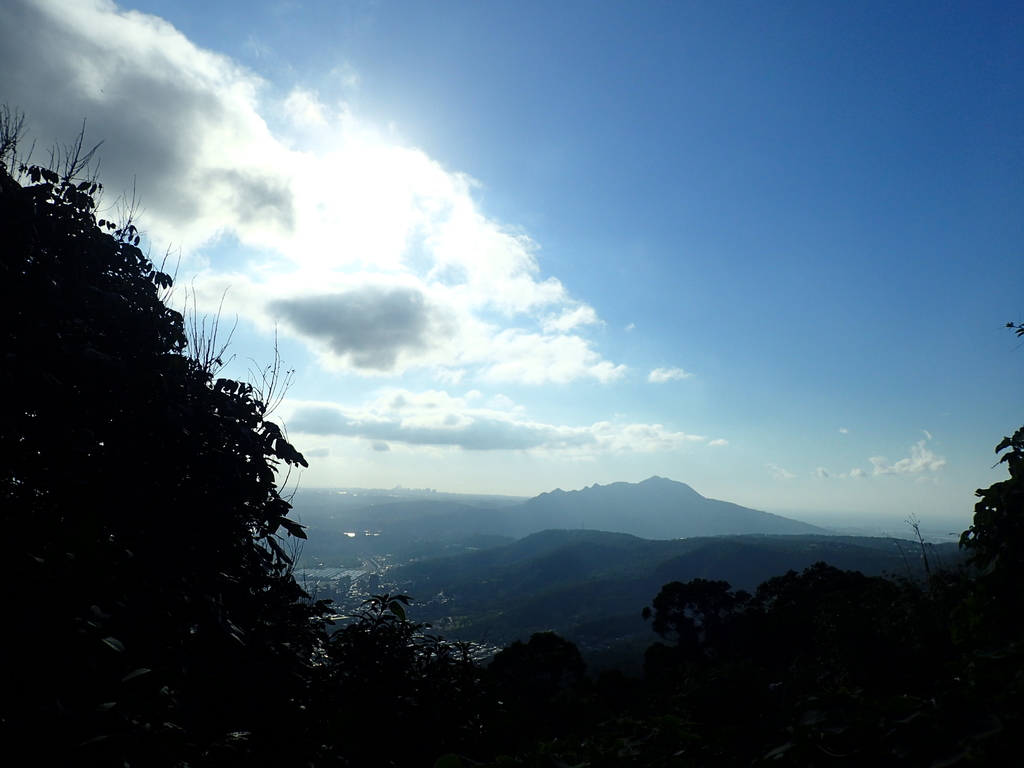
left=391, top=529, right=960, bottom=648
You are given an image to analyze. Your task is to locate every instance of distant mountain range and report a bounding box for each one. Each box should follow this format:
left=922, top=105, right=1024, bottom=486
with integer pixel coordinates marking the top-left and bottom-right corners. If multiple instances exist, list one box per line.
left=290, top=479, right=963, bottom=670
left=294, top=476, right=827, bottom=549
left=508, top=476, right=826, bottom=538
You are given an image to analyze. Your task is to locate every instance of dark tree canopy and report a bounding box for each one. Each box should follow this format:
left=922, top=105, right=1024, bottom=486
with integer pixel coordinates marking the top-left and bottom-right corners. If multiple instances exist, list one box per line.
left=959, top=425, right=1024, bottom=642
left=0, top=130, right=321, bottom=766
left=320, top=594, right=485, bottom=766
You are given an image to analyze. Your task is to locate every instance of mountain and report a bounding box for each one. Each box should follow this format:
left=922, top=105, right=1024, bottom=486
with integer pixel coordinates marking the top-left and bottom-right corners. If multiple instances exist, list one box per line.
left=504, top=476, right=827, bottom=538
left=291, top=477, right=828, bottom=567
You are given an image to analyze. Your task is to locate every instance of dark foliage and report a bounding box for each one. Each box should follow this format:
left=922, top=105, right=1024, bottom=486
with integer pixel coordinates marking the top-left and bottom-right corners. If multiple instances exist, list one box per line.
left=959, top=425, right=1024, bottom=642
left=319, top=594, right=485, bottom=766
left=484, top=632, right=592, bottom=752
left=1, top=132, right=324, bottom=766
left=643, top=578, right=749, bottom=662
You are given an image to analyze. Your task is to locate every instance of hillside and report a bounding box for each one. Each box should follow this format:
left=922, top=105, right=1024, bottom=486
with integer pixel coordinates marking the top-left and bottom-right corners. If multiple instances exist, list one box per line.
left=391, top=529, right=961, bottom=652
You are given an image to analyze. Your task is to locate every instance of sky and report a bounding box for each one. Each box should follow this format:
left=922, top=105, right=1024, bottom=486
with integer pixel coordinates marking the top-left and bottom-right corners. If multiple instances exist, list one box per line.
left=1, top=0, right=1021, bottom=528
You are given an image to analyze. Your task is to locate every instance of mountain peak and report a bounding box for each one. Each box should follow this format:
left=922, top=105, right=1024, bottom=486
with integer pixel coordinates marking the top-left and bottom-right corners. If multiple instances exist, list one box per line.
left=516, top=477, right=825, bottom=539
left=637, top=475, right=703, bottom=495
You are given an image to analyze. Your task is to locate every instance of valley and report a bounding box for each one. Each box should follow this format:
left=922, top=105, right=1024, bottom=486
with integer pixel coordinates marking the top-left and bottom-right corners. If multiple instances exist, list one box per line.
left=290, top=477, right=959, bottom=672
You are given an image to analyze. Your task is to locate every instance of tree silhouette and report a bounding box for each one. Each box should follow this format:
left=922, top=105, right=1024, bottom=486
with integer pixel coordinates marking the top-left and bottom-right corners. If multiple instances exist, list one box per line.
left=485, top=632, right=591, bottom=753
left=318, top=594, right=484, bottom=766
left=643, top=578, right=749, bottom=665
left=0, top=118, right=322, bottom=767
left=959, top=425, right=1024, bottom=642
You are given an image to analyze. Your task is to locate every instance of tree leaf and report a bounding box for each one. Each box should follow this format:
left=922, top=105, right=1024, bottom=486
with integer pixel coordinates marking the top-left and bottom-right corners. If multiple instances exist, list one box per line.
left=388, top=601, right=407, bottom=621
left=278, top=516, right=307, bottom=539
left=433, top=755, right=464, bottom=768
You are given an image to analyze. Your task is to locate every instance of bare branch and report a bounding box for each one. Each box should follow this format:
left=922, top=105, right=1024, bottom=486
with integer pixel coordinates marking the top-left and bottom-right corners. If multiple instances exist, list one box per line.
left=907, top=514, right=932, bottom=579
left=183, top=283, right=237, bottom=376
left=248, top=327, right=295, bottom=418
left=0, top=105, right=32, bottom=172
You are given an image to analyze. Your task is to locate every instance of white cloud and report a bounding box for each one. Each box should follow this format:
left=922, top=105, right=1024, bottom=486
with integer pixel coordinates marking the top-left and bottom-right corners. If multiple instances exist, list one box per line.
left=812, top=465, right=869, bottom=479
left=486, top=394, right=520, bottom=411
left=478, top=330, right=628, bottom=384
left=542, top=305, right=601, bottom=333
left=839, top=428, right=849, bottom=434
left=283, top=391, right=705, bottom=455
left=282, top=87, right=329, bottom=128
left=869, top=440, right=946, bottom=476
left=813, top=437, right=946, bottom=480
left=648, top=367, right=694, bottom=384
left=708, top=438, right=729, bottom=447
left=767, top=463, right=796, bottom=481
left=0, top=0, right=624, bottom=386
left=0, top=0, right=297, bottom=247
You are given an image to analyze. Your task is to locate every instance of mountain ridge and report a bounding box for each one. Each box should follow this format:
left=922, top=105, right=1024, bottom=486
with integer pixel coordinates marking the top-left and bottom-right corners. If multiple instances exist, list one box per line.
left=292, top=476, right=828, bottom=567
left=391, top=530, right=963, bottom=651
left=507, top=475, right=826, bottom=538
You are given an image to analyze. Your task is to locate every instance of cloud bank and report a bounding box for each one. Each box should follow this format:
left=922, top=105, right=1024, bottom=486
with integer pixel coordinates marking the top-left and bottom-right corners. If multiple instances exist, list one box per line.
left=0, top=0, right=733, bottom=465
left=0, top=0, right=624, bottom=385
left=284, top=391, right=706, bottom=455
left=810, top=436, right=946, bottom=481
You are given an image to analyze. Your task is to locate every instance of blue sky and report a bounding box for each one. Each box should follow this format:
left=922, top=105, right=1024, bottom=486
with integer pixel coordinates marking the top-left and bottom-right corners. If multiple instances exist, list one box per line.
left=2, top=0, right=1021, bottom=528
